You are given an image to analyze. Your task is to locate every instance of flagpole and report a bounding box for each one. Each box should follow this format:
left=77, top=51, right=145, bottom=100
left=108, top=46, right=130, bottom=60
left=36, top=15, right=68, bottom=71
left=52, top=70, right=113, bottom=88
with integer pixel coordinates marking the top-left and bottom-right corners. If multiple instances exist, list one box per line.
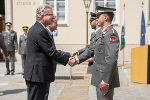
left=121, top=4, right=126, bottom=69
left=123, top=4, right=125, bottom=67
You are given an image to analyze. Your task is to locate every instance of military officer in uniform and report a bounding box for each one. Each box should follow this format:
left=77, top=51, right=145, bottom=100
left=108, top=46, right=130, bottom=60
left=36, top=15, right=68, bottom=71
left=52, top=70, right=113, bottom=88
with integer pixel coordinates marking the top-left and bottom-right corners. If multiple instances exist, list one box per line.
left=73, top=12, right=101, bottom=74
left=2, top=22, right=18, bottom=75
left=70, top=6, right=120, bottom=100
left=18, top=26, right=28, bottom=75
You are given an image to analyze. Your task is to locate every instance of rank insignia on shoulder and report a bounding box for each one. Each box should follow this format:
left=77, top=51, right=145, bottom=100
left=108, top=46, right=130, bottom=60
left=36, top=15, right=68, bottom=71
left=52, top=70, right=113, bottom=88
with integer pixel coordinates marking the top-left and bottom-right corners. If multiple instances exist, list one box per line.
left=110, top=36, right=116, bottom=43
left=103, top=29, right=108, bottom=34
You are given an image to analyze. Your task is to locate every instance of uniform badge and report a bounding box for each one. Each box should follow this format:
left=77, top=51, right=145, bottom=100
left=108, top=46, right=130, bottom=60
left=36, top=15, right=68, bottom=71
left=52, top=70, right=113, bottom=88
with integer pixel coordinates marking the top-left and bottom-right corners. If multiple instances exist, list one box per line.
left=99, top=37, right=103, bottom=44
left=103, top=29, right=108, bottom=34
left=110, top=36, right=116, bottom=43
left=99, top=39, right=103, bottom=43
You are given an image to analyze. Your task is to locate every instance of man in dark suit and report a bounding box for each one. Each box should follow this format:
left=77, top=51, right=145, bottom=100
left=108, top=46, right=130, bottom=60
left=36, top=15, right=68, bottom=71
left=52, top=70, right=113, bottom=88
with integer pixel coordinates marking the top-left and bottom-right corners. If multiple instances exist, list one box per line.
left=0, top=33, right=9, bottom=59
left=24, top=5, right=72, bottom=100
left=44, top=16, right=70, bottom=100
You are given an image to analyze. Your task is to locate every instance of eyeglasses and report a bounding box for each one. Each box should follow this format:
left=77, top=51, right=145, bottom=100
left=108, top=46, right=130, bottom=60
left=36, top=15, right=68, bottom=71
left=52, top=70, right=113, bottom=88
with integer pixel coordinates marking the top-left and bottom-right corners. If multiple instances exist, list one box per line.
left=45, top=14, right=54, bottom=17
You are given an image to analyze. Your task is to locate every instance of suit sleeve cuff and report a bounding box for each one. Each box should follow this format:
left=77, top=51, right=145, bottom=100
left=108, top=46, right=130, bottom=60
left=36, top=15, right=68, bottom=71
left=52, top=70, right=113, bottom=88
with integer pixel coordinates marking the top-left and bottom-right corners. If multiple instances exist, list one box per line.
left=102, top=80, right=109, bottom=85
left=75, top=56, right=80, bottom=64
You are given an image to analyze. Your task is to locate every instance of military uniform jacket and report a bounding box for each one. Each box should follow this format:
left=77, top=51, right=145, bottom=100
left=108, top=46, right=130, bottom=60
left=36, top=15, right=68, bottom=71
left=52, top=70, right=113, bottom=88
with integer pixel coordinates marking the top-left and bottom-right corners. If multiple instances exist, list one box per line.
left=78, top=32, right=96, bottom=56
left=0, top=33, right=8, bottom=56
left=2, top=30, right=18, bottom=51
left=78, top=25, right=120, bottom=89
left=91, top=25, right=120, bottom=89
left=19, top=34, right=27, bottom=55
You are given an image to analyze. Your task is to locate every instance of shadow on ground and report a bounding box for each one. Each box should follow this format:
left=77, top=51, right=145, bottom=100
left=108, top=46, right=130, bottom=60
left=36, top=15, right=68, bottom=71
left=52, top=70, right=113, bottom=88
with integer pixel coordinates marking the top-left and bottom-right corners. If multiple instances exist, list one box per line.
left=0, top=89, right=26, bottom=96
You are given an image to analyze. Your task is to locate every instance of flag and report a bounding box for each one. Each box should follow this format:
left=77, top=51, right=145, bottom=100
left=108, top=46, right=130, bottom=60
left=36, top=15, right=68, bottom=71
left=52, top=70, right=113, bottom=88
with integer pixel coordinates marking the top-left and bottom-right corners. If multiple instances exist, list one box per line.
left=140, top=10, right=146, bottom=46
left=120, top=9, right=125, bottom=50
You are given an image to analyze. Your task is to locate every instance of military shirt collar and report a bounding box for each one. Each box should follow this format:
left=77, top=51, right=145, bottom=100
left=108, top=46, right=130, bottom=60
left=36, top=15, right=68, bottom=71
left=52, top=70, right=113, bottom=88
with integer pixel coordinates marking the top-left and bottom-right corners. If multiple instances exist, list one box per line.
left=6, top=30, right=11, bottom=33
left=95, top=27, right=101, bottom=34
left=102, top=24, right=113, bottom=34
left=46, top=27, right=53, bottom=36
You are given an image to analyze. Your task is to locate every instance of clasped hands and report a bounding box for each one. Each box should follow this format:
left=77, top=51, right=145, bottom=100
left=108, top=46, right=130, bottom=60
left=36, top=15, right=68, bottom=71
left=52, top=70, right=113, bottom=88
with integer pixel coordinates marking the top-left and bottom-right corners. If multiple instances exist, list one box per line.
left=68, top=52, right=78, bottom=67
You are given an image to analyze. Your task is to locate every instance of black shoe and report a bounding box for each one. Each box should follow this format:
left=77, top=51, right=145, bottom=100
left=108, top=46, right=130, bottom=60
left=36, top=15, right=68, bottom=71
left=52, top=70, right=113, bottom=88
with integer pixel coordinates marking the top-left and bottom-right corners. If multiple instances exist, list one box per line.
left=5, top=73, right=10, bottom=75
left=10, top=73, right=14, bottom=75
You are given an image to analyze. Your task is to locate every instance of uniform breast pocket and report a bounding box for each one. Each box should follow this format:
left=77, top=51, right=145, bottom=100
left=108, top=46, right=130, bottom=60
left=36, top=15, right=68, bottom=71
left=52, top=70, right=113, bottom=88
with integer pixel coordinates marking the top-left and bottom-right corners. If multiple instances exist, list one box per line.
left=96, top=65, right=105, bottom=73
left=97, top=42, right=104, bottom=54
left=11, top=34, right=15, bottom=40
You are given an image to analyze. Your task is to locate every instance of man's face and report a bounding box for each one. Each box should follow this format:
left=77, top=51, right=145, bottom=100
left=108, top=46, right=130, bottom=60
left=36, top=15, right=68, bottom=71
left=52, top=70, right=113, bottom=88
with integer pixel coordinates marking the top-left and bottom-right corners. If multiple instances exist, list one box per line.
left=43, top=8, right=54, bottom=26
left=23, top=29, right=28, bottom=34
left=47, top=17, right=58, bottom=32
left=90, top=20, right=96, bottom=29
left=97, top=14, right=105, bottom=27
left=52, top=17, right=58, bottom=30
left=6, top=25, right=11, bottom=31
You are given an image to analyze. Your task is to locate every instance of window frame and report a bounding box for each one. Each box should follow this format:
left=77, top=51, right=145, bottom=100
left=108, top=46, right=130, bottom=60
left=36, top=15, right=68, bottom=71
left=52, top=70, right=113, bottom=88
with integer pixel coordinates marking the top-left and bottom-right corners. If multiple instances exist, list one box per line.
left=45, top=0, right=69, bottom=25
left=95, top=0, right=119, bottom=25
left=148, top=0, right=150, bottom=24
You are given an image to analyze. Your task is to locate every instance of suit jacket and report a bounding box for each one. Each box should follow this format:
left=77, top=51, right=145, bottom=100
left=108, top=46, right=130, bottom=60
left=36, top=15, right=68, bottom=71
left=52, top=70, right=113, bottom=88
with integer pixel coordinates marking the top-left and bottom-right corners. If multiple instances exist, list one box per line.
left=19, top=34, right=27, bottom=55
left=2, top=30, right=18, bottom=51
left=78, top=25, right=120, bottom=89
left=46, top=28, right=71, bottom=73
left=24, top=22, right=69, bottom=83
left=0, top=33, right=8, bottom=56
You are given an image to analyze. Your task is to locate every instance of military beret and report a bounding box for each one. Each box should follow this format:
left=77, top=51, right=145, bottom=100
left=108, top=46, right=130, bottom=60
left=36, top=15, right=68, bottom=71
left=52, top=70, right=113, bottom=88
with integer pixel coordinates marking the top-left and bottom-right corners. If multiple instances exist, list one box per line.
left=5, top=22, right=12, bottom=26
left=22, top=26, right=29, bottom=30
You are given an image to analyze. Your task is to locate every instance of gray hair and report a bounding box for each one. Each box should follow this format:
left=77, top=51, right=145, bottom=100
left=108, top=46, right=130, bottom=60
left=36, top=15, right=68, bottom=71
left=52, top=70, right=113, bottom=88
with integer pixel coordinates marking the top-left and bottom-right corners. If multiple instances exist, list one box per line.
left=36, top=4, right=52, bottom=21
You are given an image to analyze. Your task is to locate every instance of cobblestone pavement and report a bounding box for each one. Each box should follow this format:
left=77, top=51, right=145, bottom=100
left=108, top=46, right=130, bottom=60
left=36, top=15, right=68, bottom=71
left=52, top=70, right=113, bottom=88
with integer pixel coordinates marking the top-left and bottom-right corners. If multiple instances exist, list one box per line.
left=0, top=55, right=150, bottom=100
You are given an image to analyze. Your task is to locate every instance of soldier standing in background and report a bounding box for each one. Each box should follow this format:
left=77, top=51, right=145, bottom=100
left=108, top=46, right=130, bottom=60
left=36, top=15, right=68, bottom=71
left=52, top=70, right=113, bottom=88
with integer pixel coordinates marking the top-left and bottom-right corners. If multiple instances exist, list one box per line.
left=2, top=22, right=18, bottom=75
left=18, top=26, right=28, bottom=75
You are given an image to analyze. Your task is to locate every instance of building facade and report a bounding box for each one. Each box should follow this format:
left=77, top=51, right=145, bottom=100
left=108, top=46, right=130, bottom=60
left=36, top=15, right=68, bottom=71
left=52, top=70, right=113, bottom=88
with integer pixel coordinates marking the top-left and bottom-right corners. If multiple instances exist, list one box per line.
left=1, top=0, right=150, bottom=64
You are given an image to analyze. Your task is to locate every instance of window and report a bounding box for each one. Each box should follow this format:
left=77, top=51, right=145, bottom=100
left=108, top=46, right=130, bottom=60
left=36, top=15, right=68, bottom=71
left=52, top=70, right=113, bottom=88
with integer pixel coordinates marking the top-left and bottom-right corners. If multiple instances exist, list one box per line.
left=95, top=0, right=117, bottom=23
left=46, top=0, right=68, bottom=24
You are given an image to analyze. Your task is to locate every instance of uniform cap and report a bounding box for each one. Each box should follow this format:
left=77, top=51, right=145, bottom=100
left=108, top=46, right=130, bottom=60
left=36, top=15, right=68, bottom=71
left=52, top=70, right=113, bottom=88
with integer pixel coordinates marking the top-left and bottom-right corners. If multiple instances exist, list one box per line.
left=90, top=12, right=97, bottom=21
left=96, top=6, right=116, bottom=16
left=22, top=26, right=29, bottom=30
left=5, top=22, right=12, bottom=26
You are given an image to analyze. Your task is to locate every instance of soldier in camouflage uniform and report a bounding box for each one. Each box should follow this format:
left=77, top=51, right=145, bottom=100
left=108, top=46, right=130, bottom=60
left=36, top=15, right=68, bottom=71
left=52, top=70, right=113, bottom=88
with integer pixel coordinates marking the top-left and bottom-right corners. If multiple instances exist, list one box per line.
left=2, top=22, right=18, bottom=75
left=19, top=26, right=28, bottom=75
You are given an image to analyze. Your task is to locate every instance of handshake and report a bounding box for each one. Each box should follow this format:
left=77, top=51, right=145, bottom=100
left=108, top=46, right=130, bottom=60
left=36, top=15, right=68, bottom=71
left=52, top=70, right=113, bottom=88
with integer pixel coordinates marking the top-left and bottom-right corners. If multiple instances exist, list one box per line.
left=68, top=52, right=78, bottom=67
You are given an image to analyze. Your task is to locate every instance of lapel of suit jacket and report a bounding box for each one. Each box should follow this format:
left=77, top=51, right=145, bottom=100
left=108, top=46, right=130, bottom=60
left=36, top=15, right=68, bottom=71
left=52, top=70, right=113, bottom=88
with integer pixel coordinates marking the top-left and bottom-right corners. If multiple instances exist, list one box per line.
left=35, top=22, right=56, bottom=48
left=35, top=21, right=51, bottom=39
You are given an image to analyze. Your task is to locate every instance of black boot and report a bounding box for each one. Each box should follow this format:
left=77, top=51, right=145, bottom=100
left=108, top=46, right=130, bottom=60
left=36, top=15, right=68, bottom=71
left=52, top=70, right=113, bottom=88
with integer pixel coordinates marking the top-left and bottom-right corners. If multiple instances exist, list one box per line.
left=5, top=72, right=10, bottom=75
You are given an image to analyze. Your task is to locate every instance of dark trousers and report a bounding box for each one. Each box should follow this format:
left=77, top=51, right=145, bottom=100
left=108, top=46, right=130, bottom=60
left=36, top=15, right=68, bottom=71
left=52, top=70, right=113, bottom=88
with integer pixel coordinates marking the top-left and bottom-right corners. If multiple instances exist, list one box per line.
left=44, top=82, right=50, bottom=100
left=96, top=87, right=114, bottom=100
left=25, top=80, right=50, bottom=100
left=5, top=51, right=15, bottom=73
left=21, top=54, right=26, bottom=73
